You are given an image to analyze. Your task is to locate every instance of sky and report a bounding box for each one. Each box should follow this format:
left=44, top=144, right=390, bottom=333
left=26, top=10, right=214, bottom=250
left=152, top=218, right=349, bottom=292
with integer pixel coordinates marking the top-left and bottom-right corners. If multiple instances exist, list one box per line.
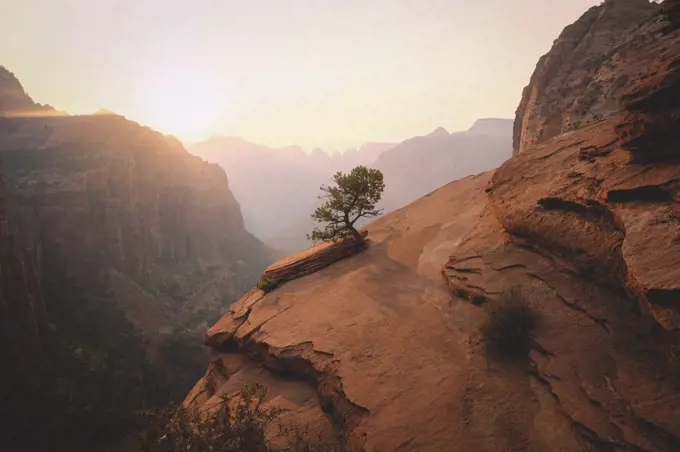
left=1, top=0, right=609, bottom=150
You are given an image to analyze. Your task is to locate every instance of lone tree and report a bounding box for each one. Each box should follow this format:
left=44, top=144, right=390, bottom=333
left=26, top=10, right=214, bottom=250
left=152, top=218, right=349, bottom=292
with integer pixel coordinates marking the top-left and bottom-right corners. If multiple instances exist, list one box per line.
left=309, top=165, right=385, bottom=244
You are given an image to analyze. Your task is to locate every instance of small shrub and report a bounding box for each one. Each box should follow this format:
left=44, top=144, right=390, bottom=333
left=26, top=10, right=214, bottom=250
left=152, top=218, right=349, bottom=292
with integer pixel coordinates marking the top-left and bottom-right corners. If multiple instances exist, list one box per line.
left=471, top=294, right=487, bottom=306
left=257, top=277, right=279, bottom=293
left=142, top=384, right=277, bottom=452
left=141, top=385, right=365, bottom=452
left=454, top=287, right=470, bottom=300
left=482, top=288, right=539, bottom=360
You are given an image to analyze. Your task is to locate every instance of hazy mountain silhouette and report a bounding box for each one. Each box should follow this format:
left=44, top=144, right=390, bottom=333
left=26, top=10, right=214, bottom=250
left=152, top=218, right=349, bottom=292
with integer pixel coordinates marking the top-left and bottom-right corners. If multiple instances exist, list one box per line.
left=373, top=118, right=513, bottom=212
left=190, top=119, right=511, bottom=252
left=188, top=138, right=394, bottom=251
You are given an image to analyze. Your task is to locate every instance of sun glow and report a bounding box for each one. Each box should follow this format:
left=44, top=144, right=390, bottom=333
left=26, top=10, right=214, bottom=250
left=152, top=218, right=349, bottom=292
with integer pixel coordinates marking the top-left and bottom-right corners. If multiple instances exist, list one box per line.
left=137, top=68, right=228, bottom=141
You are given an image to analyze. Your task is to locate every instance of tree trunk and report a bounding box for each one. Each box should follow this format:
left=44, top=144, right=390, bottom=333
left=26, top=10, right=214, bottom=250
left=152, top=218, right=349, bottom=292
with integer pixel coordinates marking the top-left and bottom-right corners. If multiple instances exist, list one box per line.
left=348, top=226, right=365, bottom=246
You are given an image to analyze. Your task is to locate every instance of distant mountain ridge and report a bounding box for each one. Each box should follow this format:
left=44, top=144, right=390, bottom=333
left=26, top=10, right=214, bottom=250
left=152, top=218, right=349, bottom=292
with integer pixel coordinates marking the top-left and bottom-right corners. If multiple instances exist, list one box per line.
left=373, top=118, right=513, bottom=212
left=190, top=118, right=512, bottom=252
left=187, top=118, right=513, bottom=252
left=0, top=66, right=60, bottom=116
left=188, top=138, right=395, bottom=251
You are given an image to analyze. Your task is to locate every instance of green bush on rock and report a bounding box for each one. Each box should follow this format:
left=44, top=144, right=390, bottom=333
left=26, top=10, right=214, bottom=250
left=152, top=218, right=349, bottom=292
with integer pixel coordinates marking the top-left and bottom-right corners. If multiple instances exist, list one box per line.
left=257, top=277, right=280, bottom=293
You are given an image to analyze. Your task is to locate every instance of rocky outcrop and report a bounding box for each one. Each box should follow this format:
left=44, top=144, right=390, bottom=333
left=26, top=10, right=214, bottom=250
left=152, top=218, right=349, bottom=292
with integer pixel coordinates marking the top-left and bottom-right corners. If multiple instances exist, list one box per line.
left=448, top=9, right=680, bottom=450
left=615, top=25, right=680, bottom=163
left=261, top=234, right=366, bottom=285
left=513, top=0, right=658, bottom=155
left=0, top=67, right=57, bottom=116
left=0, top=67, right=36, bottom=114
left=187, top=5, right=680, bottom=451
left=441, top=116, right=680, bottom=451
left=188, top=173, right=495, bottom=449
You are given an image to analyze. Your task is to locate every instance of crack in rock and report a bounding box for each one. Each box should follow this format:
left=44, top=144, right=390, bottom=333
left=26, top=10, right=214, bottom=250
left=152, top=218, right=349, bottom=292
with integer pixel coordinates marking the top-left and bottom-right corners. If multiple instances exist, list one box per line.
left=527, top=272, right=612, bottom=333
left=243, top=340, right=370, bottom=438
left=207, top=312, right=369, bottom=440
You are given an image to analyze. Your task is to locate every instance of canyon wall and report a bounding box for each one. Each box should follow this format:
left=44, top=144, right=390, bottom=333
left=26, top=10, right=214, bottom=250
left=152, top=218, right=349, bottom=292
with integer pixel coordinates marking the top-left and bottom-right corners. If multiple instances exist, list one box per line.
left=513, top=0, right=657, bottom=155
left=0, top=67, right=276, bottom=450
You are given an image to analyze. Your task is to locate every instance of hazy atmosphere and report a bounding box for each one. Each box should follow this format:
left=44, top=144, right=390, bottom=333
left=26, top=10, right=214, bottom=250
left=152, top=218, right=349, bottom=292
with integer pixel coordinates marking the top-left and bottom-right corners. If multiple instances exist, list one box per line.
left=2, top=0, right=603, bottom=149
left=4, top=1, right=679, bottom=451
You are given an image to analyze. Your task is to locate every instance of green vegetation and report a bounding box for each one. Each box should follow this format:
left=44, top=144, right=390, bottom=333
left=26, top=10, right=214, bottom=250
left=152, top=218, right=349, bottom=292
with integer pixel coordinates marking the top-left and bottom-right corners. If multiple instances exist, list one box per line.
left=257, top=276, right=280, bottom=293
left=482, top=288, right=540, bottom=360
left=309, top=166, right=385, bottom=244
left=140, top=384, right=366, bottom=452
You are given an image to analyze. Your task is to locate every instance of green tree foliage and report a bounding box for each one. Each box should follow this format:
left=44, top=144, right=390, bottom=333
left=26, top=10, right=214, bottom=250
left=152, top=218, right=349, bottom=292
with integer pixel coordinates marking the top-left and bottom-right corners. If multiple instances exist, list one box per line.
left=309, top=166, right=385, bottom=244
left=257, top=276, right=279, bottom=293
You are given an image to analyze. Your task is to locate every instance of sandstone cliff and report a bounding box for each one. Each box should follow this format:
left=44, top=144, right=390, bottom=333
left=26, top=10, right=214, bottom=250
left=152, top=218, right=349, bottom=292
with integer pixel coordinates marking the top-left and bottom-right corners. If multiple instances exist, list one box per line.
left=0, top=70, right=276, bottom=450
left=513, top=0, right=658, bottom=155
left=187, top=4, right=680, bottom=451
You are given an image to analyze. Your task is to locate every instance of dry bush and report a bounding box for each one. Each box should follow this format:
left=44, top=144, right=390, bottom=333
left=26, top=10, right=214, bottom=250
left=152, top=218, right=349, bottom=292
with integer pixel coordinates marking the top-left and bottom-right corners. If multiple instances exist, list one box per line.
left=482, top=288, right=540, bottom=361
left=141, top=384, right=366, bottom=452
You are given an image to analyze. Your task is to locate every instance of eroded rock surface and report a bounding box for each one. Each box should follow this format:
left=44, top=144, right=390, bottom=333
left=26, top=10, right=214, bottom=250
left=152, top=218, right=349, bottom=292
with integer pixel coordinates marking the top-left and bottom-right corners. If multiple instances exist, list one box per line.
left=191, top=174, right=495, bottom=449
left=514, top=0, right=658, bottom=155
left=445, top=117, right=680, bottom=450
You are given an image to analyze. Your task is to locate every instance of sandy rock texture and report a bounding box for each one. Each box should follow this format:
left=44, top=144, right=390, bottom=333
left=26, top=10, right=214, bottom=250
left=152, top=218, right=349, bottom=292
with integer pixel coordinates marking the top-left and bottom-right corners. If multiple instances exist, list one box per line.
left=514, top=0, right=658, bottom=155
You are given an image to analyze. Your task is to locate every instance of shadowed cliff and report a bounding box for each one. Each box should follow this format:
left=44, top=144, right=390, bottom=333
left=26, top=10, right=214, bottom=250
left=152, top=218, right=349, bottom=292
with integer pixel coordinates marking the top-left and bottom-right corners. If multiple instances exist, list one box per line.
left=0, top=67, right=277, bottom=451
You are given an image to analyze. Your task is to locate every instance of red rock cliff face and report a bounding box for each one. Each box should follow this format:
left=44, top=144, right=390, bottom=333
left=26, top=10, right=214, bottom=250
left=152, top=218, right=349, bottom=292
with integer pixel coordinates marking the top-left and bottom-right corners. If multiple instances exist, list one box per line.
left=0, top=78, right=274, bottom=335
left=513, top=0, right=657, bottom=155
